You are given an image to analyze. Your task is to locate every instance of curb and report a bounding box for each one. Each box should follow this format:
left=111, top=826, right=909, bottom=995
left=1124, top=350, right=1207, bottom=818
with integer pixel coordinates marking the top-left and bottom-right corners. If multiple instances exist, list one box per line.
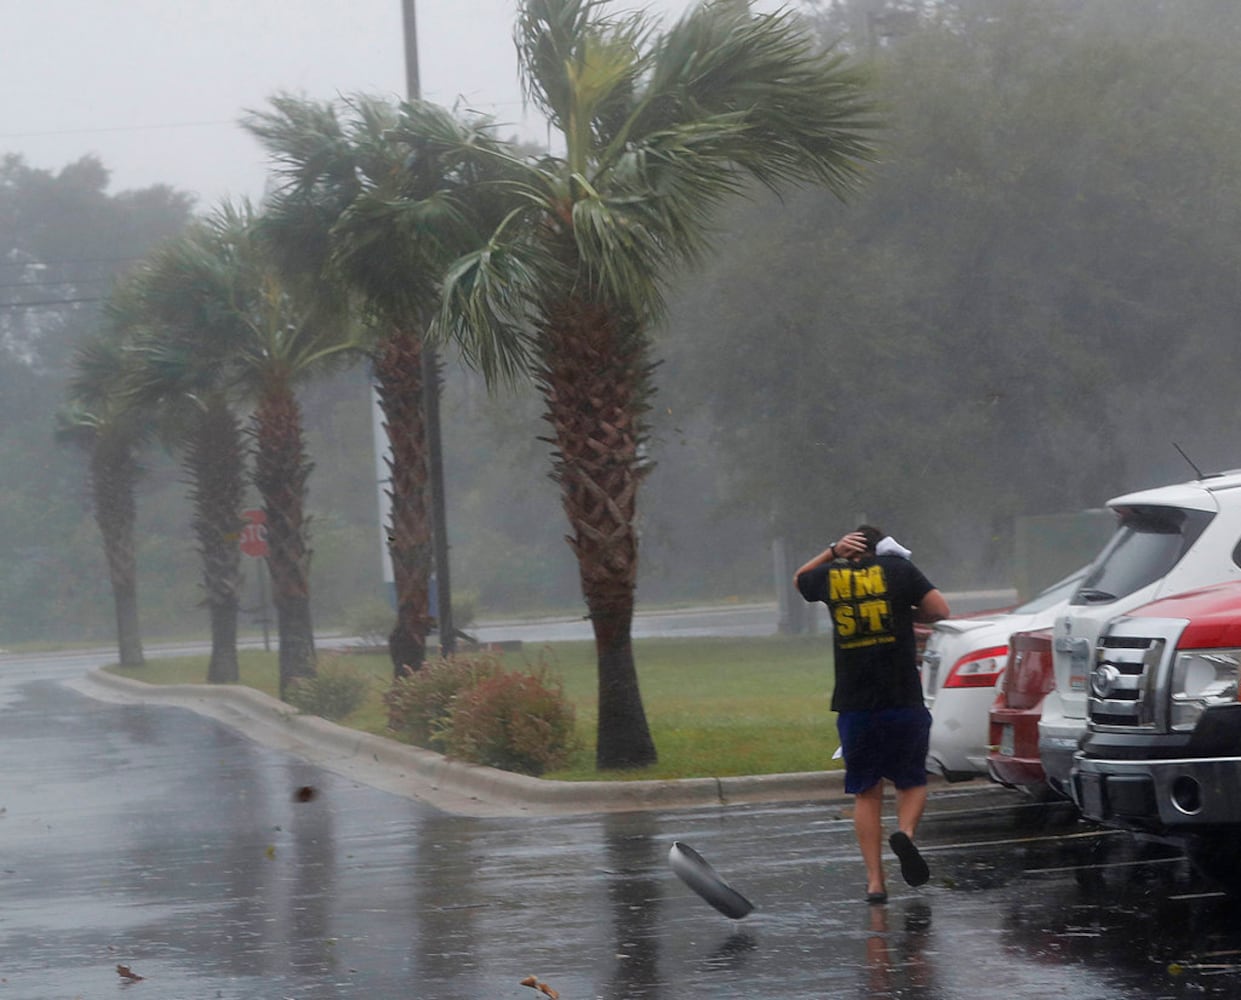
left=69, top=670, right=975, bottom=818
left=70, top=669, right=854, bottom=817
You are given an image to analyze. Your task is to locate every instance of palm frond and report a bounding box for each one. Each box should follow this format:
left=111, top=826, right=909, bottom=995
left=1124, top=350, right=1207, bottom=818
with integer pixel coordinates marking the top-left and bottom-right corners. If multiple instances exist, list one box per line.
left=67, top=333, right=131, bottom=410
left=620, top=4, right=881, bottom=192
left=516, top=0, right=653, bottom=164
left=435, top=234, right=550, bottom=383
left=242, top=94, right=358, bottom=191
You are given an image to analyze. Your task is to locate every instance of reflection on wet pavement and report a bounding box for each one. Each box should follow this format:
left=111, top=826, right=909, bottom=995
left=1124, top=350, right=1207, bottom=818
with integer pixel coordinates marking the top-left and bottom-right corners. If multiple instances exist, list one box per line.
left=4, top=665, right=1241, bottom=997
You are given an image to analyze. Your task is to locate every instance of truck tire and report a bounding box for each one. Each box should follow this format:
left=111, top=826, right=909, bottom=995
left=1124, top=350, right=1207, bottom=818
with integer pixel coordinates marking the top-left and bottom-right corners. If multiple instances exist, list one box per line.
left=1187, top=837, right=1241, bottom=894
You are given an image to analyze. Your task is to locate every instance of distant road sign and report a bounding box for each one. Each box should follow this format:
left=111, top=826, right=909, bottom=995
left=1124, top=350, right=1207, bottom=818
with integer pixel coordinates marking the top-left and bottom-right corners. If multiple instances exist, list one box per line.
left=239, top=509, right=268, bottom=558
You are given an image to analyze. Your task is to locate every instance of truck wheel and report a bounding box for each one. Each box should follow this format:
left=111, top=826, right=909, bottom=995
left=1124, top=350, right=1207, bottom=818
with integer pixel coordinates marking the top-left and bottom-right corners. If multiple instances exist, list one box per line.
left=1188, top=838, right=1241, bottom=894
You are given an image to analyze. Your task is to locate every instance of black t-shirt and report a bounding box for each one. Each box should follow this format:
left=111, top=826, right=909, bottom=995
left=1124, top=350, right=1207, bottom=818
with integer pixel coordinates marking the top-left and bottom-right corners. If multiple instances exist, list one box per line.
left=796, top=555, right=935, bottom=712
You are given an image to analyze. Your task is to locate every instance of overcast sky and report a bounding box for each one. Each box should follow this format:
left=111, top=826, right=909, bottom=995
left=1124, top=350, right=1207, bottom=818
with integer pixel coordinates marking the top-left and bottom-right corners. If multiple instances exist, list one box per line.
left=4, top=0, right=785, bottom=207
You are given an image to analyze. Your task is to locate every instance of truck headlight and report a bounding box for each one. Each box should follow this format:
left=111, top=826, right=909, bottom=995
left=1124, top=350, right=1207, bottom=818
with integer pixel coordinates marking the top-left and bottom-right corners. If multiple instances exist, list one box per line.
left=1170, top=649, right=1241, bottom=731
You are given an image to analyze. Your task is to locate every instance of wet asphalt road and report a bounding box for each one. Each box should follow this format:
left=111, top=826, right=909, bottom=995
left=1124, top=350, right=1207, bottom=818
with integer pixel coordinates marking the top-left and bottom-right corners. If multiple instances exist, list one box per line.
left=5, top=650, right=1241, bottom=998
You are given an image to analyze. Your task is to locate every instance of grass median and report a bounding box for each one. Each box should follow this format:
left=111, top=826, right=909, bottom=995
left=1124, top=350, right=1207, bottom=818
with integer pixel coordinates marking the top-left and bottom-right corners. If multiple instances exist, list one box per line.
left=110, top=635, right=843, bottom=781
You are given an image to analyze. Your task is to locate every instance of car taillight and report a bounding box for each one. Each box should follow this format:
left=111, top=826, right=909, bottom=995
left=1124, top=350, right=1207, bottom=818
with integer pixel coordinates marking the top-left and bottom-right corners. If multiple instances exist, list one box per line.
left=943, top=645, right=1008, bottom=689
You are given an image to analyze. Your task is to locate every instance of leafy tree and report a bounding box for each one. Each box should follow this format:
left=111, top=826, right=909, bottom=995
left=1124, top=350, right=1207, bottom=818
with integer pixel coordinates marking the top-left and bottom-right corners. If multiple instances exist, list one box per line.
left=430, top=0, right=879, bottom=768
left=665, top=0, right=1241, bottom=588
left=1, top=155, right=195, bottom=645
left=0, top=154, right=194, bottom=374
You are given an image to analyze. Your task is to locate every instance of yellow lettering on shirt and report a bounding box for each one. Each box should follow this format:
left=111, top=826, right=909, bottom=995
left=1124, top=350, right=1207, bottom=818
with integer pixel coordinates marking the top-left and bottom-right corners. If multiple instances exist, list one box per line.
left=829, top=568, right=853, bottom=600
left=858, top=598, right=890, bottom=632
left=853, top=565, right=887, bottom=596
left=830, top=565, right=894, bottom=644
left=834, top=604, right=856, bottom=637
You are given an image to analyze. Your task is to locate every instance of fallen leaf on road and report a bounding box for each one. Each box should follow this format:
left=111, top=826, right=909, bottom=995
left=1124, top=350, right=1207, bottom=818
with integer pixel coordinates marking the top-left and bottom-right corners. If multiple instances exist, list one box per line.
left=116, top=964, right=144, bottom=981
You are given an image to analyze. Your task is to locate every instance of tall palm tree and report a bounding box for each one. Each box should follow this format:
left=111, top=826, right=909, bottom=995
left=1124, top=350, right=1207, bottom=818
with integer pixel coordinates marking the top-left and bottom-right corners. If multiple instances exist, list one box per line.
left=433, top=0, right=880, bottom=768
left=244, top=94, right=520, bottom=676
left=133, top=201, right=361, bottom=696
left=109, top=269, right=248, bottom=684
left=59, top=333, right=151, bottom=668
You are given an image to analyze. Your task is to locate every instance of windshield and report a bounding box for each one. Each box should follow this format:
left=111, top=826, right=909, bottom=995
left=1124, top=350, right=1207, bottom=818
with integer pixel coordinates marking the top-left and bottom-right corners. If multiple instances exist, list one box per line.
left=1071, top=505, right=1213, bottom=606
left=1014, top=567, right=1088, bottom=614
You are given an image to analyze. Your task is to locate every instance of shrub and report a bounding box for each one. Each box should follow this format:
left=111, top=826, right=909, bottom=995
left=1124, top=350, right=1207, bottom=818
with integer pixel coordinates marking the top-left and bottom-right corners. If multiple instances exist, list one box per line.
left=383, top=651, right=504, bottom=751
left=286, top=659, right=370, bottom=721
left=449, top=590, right=478, bottom=632
left=383, top=652, right=578, bottom=776
left=441, top=667, right=578, bottom=776
left=343, top=597, right=395, bottom=649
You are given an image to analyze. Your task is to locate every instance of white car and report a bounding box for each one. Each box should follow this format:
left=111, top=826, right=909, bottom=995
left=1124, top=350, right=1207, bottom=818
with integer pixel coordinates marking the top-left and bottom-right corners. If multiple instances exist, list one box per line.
left=923, top=570, right=1085, bottom=783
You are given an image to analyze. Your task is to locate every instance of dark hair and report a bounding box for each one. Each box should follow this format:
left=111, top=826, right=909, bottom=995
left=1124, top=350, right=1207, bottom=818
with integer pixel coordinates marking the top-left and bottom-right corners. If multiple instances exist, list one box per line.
left=855, top=524, right=884, bottom=552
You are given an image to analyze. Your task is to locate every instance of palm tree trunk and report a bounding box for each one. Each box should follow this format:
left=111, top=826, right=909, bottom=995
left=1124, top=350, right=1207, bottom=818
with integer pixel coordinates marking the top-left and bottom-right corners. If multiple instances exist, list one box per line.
left=539, top=299, right=657, bottom=770
left=252, top=381, right=316, bottom=698
left=374, top=328, right=434, bottom=676
left=189, top=397, right=245, bottom=684
left=91, top=438, right=144, bottom=667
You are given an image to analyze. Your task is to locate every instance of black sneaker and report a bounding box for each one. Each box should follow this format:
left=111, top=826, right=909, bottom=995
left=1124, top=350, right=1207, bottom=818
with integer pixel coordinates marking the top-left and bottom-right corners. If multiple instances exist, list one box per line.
left=889, top=831, right=929, bottom=887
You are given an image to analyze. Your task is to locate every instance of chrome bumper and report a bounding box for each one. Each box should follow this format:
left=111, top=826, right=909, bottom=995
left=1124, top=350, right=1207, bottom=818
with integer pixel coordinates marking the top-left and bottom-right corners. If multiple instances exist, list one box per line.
left=1074, top=753, right=1241, bottom=828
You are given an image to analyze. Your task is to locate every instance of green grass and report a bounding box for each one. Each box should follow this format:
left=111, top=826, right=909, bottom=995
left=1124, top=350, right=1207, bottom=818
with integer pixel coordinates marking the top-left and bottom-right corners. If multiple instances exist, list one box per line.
left=111, top=635, right=842, bottom=782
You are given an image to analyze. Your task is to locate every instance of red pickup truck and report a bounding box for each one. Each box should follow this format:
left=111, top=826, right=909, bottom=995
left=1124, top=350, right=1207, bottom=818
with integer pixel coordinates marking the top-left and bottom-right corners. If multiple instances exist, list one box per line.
left=1072, top=580, right=1241, bottom=888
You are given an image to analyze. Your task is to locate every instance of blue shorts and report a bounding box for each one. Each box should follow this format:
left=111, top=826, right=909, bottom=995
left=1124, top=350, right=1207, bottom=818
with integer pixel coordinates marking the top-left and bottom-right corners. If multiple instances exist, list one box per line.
left=836, top=706, right=931, bottom=794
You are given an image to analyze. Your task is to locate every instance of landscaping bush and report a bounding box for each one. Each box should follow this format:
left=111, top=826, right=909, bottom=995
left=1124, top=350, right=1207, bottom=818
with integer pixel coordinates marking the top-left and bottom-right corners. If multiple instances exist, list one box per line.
left=383, top=651, right=578, bottom=775
left=383, top=651, right=504, bottom=751
left=343, top=597, right=396, bottom=649
left=285, top=659, right=370, bottom=721
left=441, top=667, right=578, bottom=776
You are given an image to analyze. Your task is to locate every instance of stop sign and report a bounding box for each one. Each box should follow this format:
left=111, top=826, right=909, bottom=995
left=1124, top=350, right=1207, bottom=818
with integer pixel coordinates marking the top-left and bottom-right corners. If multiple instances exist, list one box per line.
left=239, top=508, right=269, bottom=558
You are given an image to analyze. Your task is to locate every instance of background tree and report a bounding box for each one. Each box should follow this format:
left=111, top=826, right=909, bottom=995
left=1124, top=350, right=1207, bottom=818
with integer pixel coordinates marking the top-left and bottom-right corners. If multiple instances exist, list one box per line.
left=432, top=0, right=879, bottom=768
left=662, top=0, right=1241, bottom=588
left=245, top=94, right=516, bottom=676
left=0, top=154, right=194, bottom=374
left=132, top=201, right=360, bottom=695
left=11, top=1, right=1241, bottom=665
left=112, top=266, right=248, bottom=684
left=58, top=334, right=151, bottom=666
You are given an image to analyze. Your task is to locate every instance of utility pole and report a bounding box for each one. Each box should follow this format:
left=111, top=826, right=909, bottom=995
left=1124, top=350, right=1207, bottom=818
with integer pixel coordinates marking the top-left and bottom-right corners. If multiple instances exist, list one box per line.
left=401, top=0, right=456, bottom=654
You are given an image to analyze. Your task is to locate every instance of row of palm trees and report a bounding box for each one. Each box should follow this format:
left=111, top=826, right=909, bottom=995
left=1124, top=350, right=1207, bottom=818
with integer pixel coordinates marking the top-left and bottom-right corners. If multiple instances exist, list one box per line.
left=61, top=0, right=879, bottom=769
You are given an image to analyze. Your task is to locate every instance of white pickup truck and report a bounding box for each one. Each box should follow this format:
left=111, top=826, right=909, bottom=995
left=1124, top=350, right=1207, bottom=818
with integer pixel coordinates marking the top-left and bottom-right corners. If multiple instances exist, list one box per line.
left=1038, top=472, right=1241, bottom=800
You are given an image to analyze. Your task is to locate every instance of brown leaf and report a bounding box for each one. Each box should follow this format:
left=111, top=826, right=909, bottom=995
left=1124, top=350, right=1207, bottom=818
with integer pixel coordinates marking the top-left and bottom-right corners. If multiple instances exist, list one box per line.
left=116, top=964, right=144, bottom=982
left=538, top=983, right=560, bottom=1000
left=520, top=975, right=539, bottom=988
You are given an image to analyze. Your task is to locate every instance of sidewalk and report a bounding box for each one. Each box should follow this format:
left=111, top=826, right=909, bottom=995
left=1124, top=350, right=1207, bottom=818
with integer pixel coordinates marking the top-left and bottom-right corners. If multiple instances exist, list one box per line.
left=68, top=668, right=992, bottom=819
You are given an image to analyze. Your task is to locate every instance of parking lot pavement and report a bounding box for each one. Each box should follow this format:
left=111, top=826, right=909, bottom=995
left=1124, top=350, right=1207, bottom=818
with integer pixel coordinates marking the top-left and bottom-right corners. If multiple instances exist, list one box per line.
left=14, top=653, right=1241, bottom=999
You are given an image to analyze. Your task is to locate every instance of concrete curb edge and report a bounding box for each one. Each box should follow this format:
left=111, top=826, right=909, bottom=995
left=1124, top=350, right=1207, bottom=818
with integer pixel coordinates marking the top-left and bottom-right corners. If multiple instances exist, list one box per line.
left=73, top=669, right=938, bottom=817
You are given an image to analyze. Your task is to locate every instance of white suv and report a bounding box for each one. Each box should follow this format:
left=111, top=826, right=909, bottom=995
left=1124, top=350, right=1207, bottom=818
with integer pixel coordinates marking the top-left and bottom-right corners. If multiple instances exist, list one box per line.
left=1039, top=473, right=1241, bottom=799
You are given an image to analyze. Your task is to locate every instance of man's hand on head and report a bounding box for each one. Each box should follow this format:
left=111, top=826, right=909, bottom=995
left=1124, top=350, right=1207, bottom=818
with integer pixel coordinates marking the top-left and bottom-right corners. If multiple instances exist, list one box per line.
left=834, top=531, right=868, bottom=559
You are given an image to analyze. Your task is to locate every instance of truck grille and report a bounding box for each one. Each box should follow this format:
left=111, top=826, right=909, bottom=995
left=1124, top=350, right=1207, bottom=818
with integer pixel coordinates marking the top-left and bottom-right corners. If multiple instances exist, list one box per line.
left=1088, top=636, right=1165, bottom=728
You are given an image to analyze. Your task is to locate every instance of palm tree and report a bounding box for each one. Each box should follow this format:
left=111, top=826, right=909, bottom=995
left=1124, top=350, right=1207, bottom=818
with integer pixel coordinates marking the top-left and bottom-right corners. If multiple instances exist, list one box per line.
left=59, top=333, right=151, bottom=668
left=432, top=0, right=880, bottom=768
left=109, top=268, right=248, bottom=684
left=244, top=94, right=520, bottom=676
left=133, top=201, right=361, bottom=696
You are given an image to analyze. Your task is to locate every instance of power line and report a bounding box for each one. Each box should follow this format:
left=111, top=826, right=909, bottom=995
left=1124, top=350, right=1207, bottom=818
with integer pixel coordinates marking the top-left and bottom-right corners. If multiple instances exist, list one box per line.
left=0, top=120, right=238, bottom=139
left=0, top=277, right=113, bottom=291
left=0, top=296, right=103, bottom=310
left=0, top=255, right=145, bottom=269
